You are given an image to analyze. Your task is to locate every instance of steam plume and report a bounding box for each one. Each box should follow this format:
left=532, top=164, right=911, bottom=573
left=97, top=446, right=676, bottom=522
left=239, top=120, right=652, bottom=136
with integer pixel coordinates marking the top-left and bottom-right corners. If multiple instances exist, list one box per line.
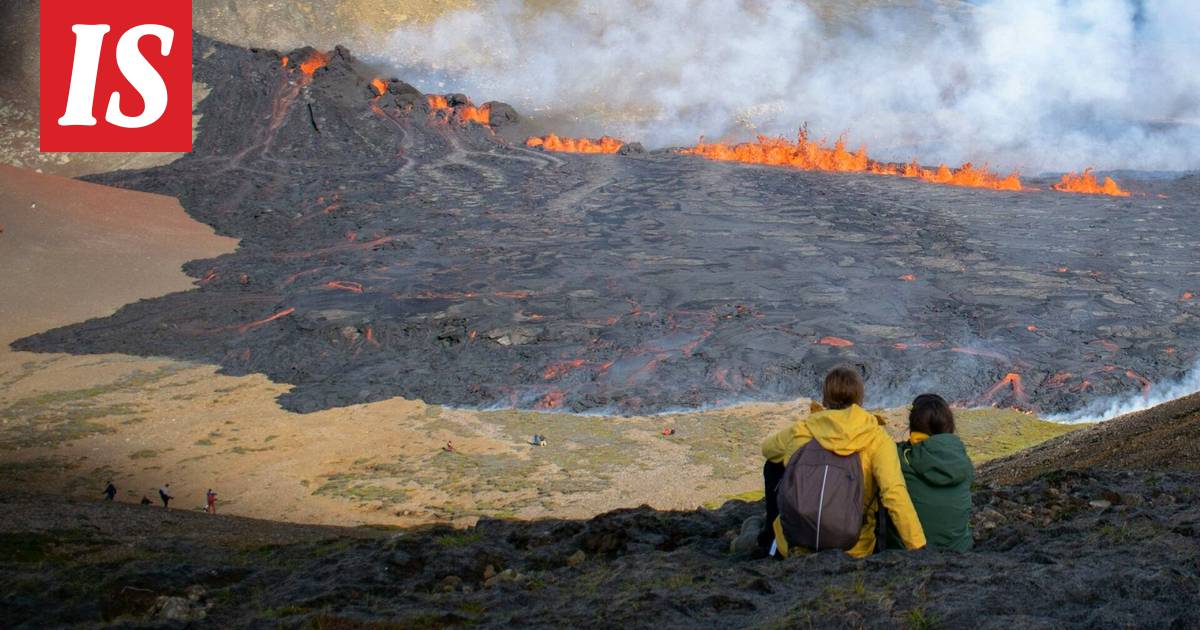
left=376, top=0, right=1200, bottom=172
left=1047, top=360, right=1200, bottom=423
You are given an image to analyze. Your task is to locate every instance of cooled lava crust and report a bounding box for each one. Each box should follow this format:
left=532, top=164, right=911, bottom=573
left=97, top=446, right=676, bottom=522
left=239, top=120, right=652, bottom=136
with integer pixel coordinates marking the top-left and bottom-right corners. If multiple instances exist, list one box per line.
left=14, top=35, right=1200, bottom=415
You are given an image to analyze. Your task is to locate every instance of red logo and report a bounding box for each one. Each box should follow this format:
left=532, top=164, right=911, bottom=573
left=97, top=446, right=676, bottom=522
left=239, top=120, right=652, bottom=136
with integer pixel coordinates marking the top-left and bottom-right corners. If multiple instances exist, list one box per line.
left=40, top=1, right=192, bottom=152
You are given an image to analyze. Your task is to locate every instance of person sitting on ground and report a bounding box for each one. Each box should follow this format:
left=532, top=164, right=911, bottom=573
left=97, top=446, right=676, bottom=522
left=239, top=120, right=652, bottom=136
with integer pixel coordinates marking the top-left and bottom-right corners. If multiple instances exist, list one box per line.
left=757, top=366, right=926, bottom=558
left=885, top=394, right=974, bottom=551
left=159, top=483, right=173, bottom=509
left=103, top=481, right=117, bottom=501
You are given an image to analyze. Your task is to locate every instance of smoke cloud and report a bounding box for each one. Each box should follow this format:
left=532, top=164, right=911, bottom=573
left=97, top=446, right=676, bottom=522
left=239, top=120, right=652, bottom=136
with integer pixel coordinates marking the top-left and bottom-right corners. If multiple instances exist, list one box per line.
left=1046, top=360, right=1200, bottom=423
left=375, top=0, right=1200, bottom=173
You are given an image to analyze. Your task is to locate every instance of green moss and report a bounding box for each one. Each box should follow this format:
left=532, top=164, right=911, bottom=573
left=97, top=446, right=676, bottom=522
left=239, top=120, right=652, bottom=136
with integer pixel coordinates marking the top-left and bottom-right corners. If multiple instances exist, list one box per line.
left=0, top=368, right=182, bottom=449
left=0, top=529, right=109, bottom=563
left=907, top=606, right=940, bottom=630
left=955, top=408, right=1091, bottom=463
left=227, top=446, right=274, bottom=455
left=313, top=474, right=408, bottom=506
left=0, top=457, right=75, bottom=478
left=435, top=530, right=483, bottom=548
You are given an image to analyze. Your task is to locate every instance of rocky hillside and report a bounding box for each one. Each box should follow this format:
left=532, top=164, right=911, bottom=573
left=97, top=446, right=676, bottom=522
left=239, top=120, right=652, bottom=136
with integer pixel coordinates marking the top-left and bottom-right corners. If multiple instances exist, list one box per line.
left=3, top=396, right=1200, bottom=627
left=2, top=464, right=1197, bottom=628
left=979, top=391, right=1200, bottom=485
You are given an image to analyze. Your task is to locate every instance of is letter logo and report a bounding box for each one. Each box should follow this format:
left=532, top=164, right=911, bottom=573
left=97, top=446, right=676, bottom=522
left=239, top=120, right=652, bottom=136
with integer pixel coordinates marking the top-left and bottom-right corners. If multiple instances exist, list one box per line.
left=40, top=0, right=192, bottom=152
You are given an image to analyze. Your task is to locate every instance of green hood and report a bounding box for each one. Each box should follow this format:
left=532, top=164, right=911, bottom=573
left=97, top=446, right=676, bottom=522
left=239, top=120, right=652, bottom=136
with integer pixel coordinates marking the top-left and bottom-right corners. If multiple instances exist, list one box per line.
left=903, top=434, right=973, bottom=488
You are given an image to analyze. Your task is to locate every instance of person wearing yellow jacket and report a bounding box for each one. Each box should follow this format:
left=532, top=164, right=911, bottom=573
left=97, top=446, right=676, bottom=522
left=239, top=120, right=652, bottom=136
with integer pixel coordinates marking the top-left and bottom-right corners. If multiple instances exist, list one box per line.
left=760, top=366, right=926, bottom=558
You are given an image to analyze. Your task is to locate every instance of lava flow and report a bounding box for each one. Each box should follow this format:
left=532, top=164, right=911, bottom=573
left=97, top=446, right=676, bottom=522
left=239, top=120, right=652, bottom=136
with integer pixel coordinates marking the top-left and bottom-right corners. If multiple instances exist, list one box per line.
left=526, top=134, right=625, bottom=154
left=682, top=129, right=1023, bottom=191
left=298, top=51, right=330, bottom=76
left=682, top=129, right=1127, bottom=196
left=17, top=39, right=1193, bottom=417
left=1052, top=169, right=1131, bottom=197
left=427, top=95, right=491, bottom=125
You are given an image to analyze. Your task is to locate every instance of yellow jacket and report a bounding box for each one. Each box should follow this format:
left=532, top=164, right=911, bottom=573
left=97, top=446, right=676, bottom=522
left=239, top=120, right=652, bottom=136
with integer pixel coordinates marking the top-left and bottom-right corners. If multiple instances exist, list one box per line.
left=762, top=404, right=926, bottom=557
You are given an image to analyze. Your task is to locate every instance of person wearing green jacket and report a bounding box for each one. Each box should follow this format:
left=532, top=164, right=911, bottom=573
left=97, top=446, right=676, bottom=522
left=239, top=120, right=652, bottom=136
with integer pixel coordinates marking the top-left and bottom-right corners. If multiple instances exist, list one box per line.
left=885, top=393, right=974, bottom=551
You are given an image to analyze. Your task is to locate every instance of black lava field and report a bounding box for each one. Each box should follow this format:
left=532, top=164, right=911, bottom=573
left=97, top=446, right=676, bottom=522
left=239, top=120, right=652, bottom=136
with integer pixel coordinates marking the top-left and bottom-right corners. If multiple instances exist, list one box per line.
left=15, top=36, right=1200, bottom=415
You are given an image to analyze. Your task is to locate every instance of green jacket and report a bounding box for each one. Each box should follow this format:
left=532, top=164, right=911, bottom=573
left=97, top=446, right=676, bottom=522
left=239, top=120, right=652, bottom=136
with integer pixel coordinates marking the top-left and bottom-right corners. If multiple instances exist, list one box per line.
left=885, top=433, right=974, bottom=551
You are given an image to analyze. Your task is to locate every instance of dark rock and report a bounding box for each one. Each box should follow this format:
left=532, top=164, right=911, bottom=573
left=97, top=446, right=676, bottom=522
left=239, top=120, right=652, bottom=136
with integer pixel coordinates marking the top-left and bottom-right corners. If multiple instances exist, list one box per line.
left=484, top=101, right=519, bottom=128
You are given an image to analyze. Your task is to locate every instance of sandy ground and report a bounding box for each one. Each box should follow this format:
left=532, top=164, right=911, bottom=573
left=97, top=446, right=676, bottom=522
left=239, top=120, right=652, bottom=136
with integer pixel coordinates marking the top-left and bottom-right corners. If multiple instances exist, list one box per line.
left=0, top=165, right=1082, bottom=529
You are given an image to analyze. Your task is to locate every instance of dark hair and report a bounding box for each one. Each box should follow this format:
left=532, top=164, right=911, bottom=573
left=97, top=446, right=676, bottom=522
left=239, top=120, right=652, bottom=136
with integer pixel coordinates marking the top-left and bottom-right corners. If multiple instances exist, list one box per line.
left=822, top=366, right=865, bottom=410
left=909, top=393, right=955, bottom=435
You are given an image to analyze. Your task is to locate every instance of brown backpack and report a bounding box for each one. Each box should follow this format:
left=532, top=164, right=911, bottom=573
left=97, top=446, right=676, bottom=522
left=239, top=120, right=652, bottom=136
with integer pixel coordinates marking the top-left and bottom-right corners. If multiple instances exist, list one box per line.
left=776, top=439, right=865, bottom=551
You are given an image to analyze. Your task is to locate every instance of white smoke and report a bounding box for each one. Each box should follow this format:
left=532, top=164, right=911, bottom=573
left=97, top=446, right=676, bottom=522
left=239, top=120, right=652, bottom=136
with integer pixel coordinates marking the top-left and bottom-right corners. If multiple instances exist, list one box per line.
left=374, top=0, right=1200, bottom=172
left=1046, top=359, right=1200, bottom=423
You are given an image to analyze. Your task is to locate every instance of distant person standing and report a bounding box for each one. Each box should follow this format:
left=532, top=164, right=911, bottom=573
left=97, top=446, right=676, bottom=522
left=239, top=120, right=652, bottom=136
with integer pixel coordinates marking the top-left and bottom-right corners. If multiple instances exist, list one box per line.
left=102, top=481, right=117, bottom=501
left=159, top=483, right=173, bottom=509
left=206, top=489, right=218, bottom=514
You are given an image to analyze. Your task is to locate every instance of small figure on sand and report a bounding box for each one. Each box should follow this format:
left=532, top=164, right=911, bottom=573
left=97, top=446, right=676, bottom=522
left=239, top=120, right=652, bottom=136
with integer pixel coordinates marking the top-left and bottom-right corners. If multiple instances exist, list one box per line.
left=443, top=440, right=456, bottom=453
left=206, top=488, right=218, bottom=514
left=530, top=434, right=548, bottom=447
left=159, top=483, right=173, bottom=509
left=662, top=426, right=676, bottom=437
left=140, top=496, right=152, bottom=506
left=103, top=481, right=117, bottom=501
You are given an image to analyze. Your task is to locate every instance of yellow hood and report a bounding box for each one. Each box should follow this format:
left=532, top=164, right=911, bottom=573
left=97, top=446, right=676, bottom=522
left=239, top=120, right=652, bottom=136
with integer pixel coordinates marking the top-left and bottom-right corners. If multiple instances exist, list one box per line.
left=805, top=405, right=886, bottom=456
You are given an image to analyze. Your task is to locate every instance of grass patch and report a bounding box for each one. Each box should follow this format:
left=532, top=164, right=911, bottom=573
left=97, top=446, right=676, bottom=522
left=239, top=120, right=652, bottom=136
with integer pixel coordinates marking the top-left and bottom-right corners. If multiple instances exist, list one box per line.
left=703, top=489, right=765, bottom=510
left=0, top=529, right=109, bottom=563
left=435, top=530, right=483, bottom=548
left=0, top=368, right=182, bottom=449
left=907, top=606, right=940, bottom=630
left=227, top=446, right=274, bottom=455
left=0, top=457, right=75, bottom=478
left=313, top=474, right=409, bottom=506
left=956, top=408, right=1091, bottom=463
left=128, top=450, right=158, bottom=460
left=677, top=412, right=768, bottom=479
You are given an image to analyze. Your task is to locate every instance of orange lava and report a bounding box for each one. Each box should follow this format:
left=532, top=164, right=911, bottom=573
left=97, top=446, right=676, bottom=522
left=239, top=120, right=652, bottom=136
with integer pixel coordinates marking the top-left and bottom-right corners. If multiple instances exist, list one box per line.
left=902, top=161, right=1022, bottom=191
left=817, top=336, right=854, bottom=347
left=1124, top=369, right=1153, bottom=395
left=543, top=359, right=587, bottom=380
left=371, top=78, right=387, bottom=96
left=426, top=95, right=491, bottom=126
left=299, top=51, right=330, bottom=76
left=526, top=134, right=625, bottom=154
left=237, top=307, right=296, bottom=334
left=536, top=390, right=565, bottom=409
left=1046, top=372, right=1073, bottom=387
left=1052, top=169, right=1130, bottom=197
left=977, top=372, right=1028, bottom=405
left=681, top=129, right=1023, bottom=192
left=324, top=280, right=364, bottom=293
